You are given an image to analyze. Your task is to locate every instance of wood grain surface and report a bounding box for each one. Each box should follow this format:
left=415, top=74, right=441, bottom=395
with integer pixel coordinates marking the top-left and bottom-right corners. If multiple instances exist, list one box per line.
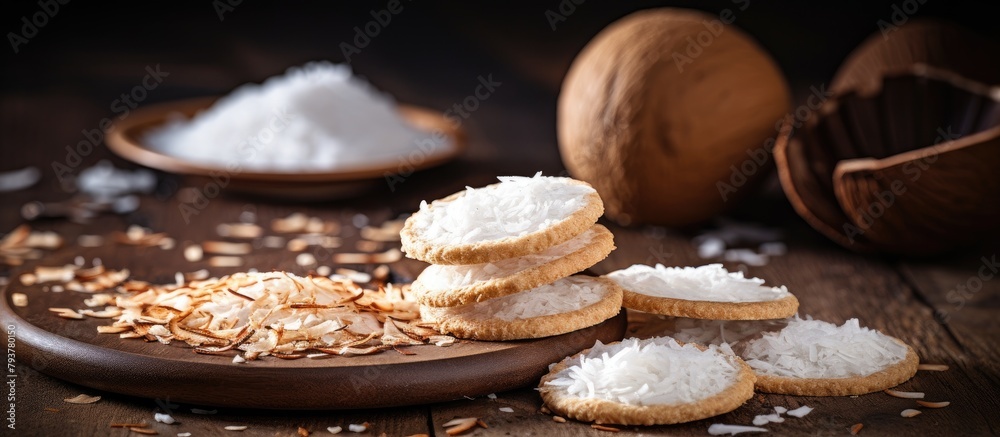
left=2, top=3, right=999, bottom=436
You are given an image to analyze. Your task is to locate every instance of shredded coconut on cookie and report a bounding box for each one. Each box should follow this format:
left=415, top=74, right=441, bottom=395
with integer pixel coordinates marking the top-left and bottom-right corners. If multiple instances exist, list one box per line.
left=743, top=317, right=909, bottom=378
left=409, top=173, right=595, bottom=245
left=543, top=337, right=743, bottom=406
left=423, top=276, right=609, bottom=322
left=606, top=264, right=790, bottom=303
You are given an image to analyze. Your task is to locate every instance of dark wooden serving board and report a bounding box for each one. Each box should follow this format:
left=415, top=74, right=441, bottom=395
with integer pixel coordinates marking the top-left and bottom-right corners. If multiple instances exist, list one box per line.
left=2, top=283, right=626, bottom=410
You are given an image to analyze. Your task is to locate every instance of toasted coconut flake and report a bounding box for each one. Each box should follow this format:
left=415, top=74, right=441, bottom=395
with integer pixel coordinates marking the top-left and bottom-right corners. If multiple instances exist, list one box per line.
left=918, top=363, right=949, bottom=371
left=443, top=417, right=480, bottom=435
left=591, top=424, right=620, bottom=432
left=44, top=407, right=59, bottom=413
left=287, top=238, right=309, bottom=252
left=208, top=256, right=244, bottom=267
left=129, top=427, right=158, bottom=435
left=224, top=425, right=249, bottom=431
left=80, top=308, right=122, bottom=318
left=11, top=293, right=27, bottom=307
left=850, top=423, right=863, bottom=435
left=272, top=213, right=309, bottom=233
left=333, top=248, right=402, bottom=265
left=552, top=416, right=566, bottom=423
left=900, top=409, right=921, bottom=418
left=885, top=389, right=925, bottom=399
left=298, top=426, right=310, bottom=436
left=98, top=325, right=131, bottom=334
left=296, top=253, right=317, bottom=267
left=184, top=245, right=204, bottom=262
left=355, top=240, right=381, bottom=252
left=78, top=234, right=105, bottom=247
left=360, top=220, right=404, bottom=242
left=63, top=394, right=101, bottom=404
left=217, top=223, right=264, bottom=239
left=110, top=422, right=148, bottom=428
left=916, top=400, right=950, bottom=408
left=202, top=241, right=252, bottom=255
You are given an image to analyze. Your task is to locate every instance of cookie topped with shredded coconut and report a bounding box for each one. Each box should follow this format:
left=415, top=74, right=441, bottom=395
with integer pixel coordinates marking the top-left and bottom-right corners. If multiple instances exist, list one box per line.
left=401, top=173, right=603, bottom=265
left=742, top=317, right=919, bottom=396
left=538, top=337, right=756, bottom=425
left=413, top=225, right=615, bottom=306
left=420, top=275, right=622, bottom=341
left=605, top=264, right=798, bottom=320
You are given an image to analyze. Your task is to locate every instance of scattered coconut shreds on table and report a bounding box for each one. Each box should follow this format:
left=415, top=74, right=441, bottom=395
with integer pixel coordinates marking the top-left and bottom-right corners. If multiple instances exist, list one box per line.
left=348, top=422, right=369, bottom=433
left=916, top=400, right=950, bottom=408
left=216, top=223, right=264, bottom=239
left=224, top=425, right=249, bottom=431
left=786, top=405, right=813, bottom=418
left=184, top=245, right=204, bottom=262
left=20, top=263, right=129, bottom=292
left=552, top=416, right=566, bottom=423
left=918, top=363, right=949, bottom=371
left=850, top=423, right=864, bottom=435
left=900, top=409, right=922, bottom=418
left=1, top=225, right=64, bottom=266
left=590, top=424, right=620, bottom=432
left=154, top=413, right=175, bottom=424
left=81, top=270, right=438, bottom=361
left=202, top=241, right=252, bottom=255
left=443, top=418, right=486, bottom=436
left=129, top=427, right=158, bottom=435
left=11, top=293, right=27, bottom=307
left=707, top=424, right=769, bottom=435
left=499, top=407, right=514, bottom=413
left=297, top=426, right=310, bottom=436
left=271, top=213, right=340, bottom=235
left=63, top=394, right=101, bottom=404
left=115, top=225, right=171, bottom=248
left=885, top=389, right=925, bottom=399
left=360, top=219, right=405, bottom=242
left=333, top=248, right=402, bottom=265
left=327, top=425, right=343, bottom=434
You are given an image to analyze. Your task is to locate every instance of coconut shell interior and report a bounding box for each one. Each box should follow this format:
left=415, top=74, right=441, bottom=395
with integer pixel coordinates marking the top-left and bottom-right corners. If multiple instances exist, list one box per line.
left=778, top=66, right=1000, bottom=254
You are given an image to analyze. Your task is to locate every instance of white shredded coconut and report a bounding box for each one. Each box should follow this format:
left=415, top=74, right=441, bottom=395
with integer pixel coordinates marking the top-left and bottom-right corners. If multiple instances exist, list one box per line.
left=743, top=318, right=908, bottom=378
left=606, top=264, right=790, bottom=303
left=773, top=406, right=787, bottom=414
left=408, top=173, right=595, bottom=245
left=154, top=413, right=175, bottom=424
left=544, top=337, right=742, bottom=406
left=146, top=62, right=448, bottom=171
left=424, top=276, right=608, bottom=321
left=786, top=405, right=813, bottom=417
left=348, top=423, right=367, bottom=432
left=708, top=424, right=769, bottom=435
left=499, top=407, right=514, bottom=413
left=417, top=227, right=599, bottom=290
left=752, top=413, right=783, bottom=425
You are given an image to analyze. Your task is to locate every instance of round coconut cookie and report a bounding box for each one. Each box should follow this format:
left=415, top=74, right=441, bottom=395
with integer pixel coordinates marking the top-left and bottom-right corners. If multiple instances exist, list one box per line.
left=538, top=337, right=756, bottom=426
left=742, top=317, right=919, bottom=396
left=413, top=225, right=615, bottom=307
left=605, top=264, right=798, bottom=320
left=420, top=275, right=622, bottom=341
left=400, top=173, right=604, bottom=265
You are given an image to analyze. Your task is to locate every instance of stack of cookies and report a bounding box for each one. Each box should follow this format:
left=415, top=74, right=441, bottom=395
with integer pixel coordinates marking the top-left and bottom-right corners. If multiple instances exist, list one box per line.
left=400, top=173, right=622, bottom=341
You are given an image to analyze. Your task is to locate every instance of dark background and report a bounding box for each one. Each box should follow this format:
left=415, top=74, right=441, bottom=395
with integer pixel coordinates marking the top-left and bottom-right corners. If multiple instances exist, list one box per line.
left=1, top=0, right=997, bottom=215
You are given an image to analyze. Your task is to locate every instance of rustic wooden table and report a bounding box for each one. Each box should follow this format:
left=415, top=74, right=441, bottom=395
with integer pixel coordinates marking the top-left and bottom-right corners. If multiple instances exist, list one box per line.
left=2, top=3, right=998, bottom=436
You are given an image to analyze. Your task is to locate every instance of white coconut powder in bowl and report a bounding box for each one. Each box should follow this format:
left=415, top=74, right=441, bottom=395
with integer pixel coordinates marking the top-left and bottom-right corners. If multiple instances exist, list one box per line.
left=144, top=62, right=448, bottom=171
left=606, top=264, right=790, bottom=303
left=543, top=337, right=744, bottom=406
left=743, top=317, right=909, bottom=378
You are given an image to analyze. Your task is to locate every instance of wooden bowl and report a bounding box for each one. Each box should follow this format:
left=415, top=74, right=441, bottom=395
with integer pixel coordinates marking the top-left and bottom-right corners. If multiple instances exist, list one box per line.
left=832, top=19, right=1000, bottom=95
left=776, top=66, right=1000, bottom=254
left=106, top=97, right=465, bottom=200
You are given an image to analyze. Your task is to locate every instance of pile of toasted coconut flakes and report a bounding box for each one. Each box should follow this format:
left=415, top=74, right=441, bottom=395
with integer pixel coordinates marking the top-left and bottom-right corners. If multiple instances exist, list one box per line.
left=72, top=270, right=456, bottom=361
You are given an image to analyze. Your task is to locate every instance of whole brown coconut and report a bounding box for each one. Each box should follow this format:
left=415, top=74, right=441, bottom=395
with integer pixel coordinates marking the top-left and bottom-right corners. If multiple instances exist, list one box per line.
left=558, top=8, right=791, bottom=226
